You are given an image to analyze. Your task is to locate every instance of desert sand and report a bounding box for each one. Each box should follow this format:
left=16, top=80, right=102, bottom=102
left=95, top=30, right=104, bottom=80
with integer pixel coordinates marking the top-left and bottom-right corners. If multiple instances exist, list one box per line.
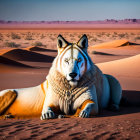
left=0, top=28, right=140, bottom=139
left=91, top=39, right=130, bottom=49
left=97, top=54, right=140, bottom=91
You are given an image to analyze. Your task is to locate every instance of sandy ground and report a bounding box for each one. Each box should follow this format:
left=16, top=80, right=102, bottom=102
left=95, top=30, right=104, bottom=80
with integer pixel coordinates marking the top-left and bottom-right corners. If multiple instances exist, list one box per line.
left=0, top=28, right=140, bottom=139
left=0, top=113, right=140, bottom=140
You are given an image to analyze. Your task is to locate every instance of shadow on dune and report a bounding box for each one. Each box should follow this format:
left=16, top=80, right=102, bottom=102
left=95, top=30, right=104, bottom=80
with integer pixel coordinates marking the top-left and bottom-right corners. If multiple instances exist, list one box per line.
left=98, top=90, right=140, bottom=117
left=0, top=56, right=33, bottom=68
left=2, top=49, right=55, bottom=62
left=120, top=41, right=140, bottom=46
left=92, top=51, right=116, bottom=56
left=29, top=46, right=57, bottom=52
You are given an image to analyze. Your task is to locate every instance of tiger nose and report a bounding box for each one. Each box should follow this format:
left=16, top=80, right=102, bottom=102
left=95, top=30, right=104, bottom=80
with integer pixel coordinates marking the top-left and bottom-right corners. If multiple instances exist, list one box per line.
left=69, top=73, right=77, bottom=79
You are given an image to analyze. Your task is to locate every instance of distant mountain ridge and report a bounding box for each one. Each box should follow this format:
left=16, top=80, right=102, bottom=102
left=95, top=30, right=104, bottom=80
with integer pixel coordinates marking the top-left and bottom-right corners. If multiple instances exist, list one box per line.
left=0, top=19, right=140, bottom=24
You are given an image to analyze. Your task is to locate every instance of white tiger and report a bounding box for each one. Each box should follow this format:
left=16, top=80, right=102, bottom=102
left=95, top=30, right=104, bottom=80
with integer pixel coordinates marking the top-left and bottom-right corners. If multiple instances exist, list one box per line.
left=0, top=34, right=122, bottom=119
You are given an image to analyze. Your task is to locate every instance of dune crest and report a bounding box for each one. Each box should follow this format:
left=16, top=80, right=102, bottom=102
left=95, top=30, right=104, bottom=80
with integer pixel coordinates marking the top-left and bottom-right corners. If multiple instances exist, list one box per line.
left=0, top=48, right=13, bottom=55
left=26, top=46, right=57, bottom=52
left=90, top=40, right=135, bottom=49
left=25, top=46, right=48, bottom=51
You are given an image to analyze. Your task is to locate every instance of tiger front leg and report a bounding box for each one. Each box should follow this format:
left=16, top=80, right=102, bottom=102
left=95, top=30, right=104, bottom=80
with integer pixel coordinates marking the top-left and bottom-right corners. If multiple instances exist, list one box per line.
left=41, top=94, right=57, bottom=120
left=79, top=101, right=94, bottom=118
left=57, top=100, right=96, bottom=119
left=73, top=99, right=98, bottom=118
left=79, top=99, right=95, bottom=118
left=74, top=86, right=99, bottom=118
left=41, top=106, right=55, bottom=120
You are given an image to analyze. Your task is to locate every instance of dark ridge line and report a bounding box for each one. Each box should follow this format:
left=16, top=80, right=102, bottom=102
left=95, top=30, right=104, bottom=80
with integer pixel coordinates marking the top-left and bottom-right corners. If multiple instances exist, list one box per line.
left=92, top=51, right=115, bottom=56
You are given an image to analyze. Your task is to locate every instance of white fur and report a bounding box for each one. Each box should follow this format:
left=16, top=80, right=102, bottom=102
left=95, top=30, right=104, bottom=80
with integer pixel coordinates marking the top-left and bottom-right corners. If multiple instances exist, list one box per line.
left=75, top=84, right=99, bottom=116
left=14, top=86, right=43, bottom=107
left=100, top=75, right=110, bottom=108
left=0, top=35, right=122, bottom=119
left=41, top=38, right=122, bottom=119
left=57, top=45, right=91, bottom=87
left=0, top=85, right=45, bottom=116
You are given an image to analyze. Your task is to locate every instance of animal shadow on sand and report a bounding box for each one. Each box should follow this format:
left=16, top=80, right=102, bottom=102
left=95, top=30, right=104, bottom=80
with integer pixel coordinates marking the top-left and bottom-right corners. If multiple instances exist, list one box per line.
left=98, top=90, right=140, bottom=117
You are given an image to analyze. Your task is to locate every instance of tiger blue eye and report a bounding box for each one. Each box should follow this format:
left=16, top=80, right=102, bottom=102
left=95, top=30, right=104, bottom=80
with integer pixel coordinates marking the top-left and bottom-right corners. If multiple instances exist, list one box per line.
left=78, top=58, right=81, bottom=62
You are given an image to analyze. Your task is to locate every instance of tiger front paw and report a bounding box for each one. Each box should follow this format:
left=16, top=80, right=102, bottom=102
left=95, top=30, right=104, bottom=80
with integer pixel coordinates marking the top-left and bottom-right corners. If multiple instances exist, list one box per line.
left=79, top=110, right=90, bottom=118
left=41, top=110, right=55, bottom=120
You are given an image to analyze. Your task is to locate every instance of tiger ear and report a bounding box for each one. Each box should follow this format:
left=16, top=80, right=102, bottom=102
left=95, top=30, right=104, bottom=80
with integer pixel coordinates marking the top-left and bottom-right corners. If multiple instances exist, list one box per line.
left=77, top=34, right=88, bottom=51
left=57, top=34, right=69, bottom=49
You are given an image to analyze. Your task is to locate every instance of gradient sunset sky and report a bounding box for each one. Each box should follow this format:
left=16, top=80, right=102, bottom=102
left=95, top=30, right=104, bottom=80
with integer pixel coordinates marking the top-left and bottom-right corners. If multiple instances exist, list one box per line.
left=0, top=0, right=140, bottom=21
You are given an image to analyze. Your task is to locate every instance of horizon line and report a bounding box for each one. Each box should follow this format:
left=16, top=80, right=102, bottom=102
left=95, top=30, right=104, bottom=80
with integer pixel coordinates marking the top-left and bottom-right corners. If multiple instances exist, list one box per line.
left=0, top=19, right=140, bottom=22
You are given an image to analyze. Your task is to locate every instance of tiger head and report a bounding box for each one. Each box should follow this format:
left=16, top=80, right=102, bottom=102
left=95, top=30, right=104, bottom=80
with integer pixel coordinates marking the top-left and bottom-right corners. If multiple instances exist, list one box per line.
left=56, top=34, right=91, bottom=87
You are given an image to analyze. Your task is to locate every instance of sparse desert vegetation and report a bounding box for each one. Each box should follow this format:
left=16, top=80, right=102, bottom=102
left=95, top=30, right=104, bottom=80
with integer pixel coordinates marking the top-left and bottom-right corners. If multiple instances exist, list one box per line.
left=0, top=33, right=3, bottom=41
left=10, top=32, right=21, bottom=39
left=135, top=36, right=140, bottom=40
left=4, top=42, right=20, bottom=48
left=32, top=41, right=44, bottom=47
left=25, top=32, right=33, bottom=40
left=0, top=30, right=140, bottom=49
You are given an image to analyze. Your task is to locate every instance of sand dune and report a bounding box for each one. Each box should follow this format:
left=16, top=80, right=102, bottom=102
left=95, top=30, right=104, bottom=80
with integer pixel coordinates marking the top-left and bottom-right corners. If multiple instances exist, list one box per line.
left=2, top=49, right=55, bottom=62
left=0, top=48, right=13, bottom=55
left=26, top=46, right=57, bottom=52
left=97, top=54, right=140, bottom=77
left=0, top=56, right=33, bottom=72
left=97, top=54, right=140, bottom=90
left=0, top=56, right=32, bottom=67
left=90, top=40, right=136, bottom=49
